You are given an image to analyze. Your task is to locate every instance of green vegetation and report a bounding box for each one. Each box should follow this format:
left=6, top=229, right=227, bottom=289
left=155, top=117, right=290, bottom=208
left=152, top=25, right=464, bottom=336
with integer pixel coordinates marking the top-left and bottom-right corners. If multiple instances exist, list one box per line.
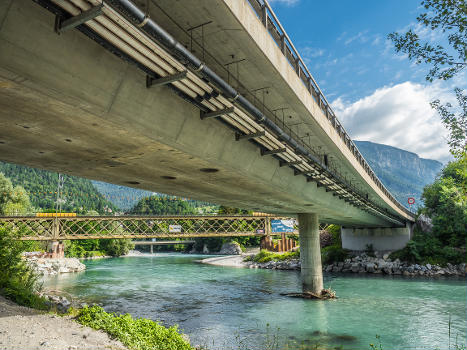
left=245, top=249, right=299, bottom=263
left=0, top=178, right=47, bottom=308
left=130, top=196, right=196, bottom=215
left=389, top=0, right=466, bottom=158
left=65, top=239, right=134, bottom=258
left=321, top=225, right=350, bottom=264
left=73, top=305, right=193, bottom=350
left=0, top=162, right=116, bottom=214
left=0, top=226, right=47, bottom=309
left=390, top=158, right=466, bottom=265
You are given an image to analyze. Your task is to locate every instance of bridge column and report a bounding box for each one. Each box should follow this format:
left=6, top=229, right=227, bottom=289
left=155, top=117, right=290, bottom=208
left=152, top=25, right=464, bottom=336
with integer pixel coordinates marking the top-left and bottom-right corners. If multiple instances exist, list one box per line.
left=298, top=213, right=323, bottom=294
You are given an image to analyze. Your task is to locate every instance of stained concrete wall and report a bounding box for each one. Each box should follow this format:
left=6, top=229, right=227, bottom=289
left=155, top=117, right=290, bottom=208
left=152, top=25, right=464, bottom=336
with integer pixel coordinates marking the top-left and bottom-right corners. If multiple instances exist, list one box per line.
left=341, top=224, right=413, bottom=251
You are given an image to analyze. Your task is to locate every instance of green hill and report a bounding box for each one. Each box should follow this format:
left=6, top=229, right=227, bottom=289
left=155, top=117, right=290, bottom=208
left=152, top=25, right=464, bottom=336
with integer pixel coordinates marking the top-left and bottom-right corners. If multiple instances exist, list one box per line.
left=0, top=161, right=116, bottom=214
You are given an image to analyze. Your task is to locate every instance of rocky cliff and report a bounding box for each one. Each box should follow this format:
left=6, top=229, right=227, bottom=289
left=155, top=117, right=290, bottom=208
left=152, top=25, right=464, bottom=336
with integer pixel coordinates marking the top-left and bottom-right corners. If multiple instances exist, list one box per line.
left=354, top=140, right=443, bottom=208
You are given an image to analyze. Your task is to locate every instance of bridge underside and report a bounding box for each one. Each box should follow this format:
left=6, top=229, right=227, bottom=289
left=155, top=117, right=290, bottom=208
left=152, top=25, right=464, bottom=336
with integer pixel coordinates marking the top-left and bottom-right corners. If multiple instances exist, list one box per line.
left=0, top=0, right=405, bottom=227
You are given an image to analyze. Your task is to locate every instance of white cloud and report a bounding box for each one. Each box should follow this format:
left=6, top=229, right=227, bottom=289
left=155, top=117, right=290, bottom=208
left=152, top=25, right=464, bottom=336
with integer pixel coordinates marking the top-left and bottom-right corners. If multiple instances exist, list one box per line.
left=331, top=81, right=454, bottom=162
left=344, top=31, right=369, bottom=45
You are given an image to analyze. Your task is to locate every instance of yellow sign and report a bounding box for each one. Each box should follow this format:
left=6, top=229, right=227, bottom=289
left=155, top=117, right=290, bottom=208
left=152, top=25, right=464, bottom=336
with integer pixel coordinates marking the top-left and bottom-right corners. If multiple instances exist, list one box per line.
left=35, top=213, right=77, bottom=217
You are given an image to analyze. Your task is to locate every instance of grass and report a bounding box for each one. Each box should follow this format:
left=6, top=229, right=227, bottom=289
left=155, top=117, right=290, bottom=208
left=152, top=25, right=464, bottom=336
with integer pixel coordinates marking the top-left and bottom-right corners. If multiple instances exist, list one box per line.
left=71, top=305, right=193, bottom=350
left=244, top=249, right=299, bottom=263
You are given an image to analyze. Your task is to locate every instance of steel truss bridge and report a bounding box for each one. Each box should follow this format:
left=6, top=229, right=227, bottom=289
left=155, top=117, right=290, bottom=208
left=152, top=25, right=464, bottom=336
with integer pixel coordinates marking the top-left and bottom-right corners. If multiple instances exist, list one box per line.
left=0, top=215, right=296, bottom=241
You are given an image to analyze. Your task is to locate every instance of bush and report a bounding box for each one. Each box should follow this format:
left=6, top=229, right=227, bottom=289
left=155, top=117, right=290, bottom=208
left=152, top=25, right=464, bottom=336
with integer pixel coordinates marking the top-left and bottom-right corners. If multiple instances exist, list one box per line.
left=0, top=226, right=48, bottom=309
left=100, top=239, right=134, bottom=257
left=250, top=249, right=299, bottom=263
left=321, top=245, right=349, bottom=265
left=389, top=229, right=466, bottom=266
left=74, top=305, right=193, bottom=350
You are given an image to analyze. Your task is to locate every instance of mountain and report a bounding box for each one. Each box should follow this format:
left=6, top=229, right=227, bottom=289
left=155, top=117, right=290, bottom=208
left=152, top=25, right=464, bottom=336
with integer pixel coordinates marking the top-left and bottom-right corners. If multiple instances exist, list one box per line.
left=0, top=161, right=116, bottom=214
left=91, top=181, right=153, bottom=211
left=354, top=141, right=443, bottom=208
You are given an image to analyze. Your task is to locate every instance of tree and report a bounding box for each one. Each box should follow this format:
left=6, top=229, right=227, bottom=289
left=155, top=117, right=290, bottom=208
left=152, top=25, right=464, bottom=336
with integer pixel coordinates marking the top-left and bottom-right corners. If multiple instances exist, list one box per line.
left=0, top=173, right=31, bottom=215
left=129, top=196, right=196, bottom=215
left=388, top=0, right=467, bottom=157
left=422, top=158, right=467, bottom=247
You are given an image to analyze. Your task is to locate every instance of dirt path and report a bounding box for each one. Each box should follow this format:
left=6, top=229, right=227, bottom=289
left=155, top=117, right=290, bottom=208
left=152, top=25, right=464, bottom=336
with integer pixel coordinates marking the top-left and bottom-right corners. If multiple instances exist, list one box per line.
left=0, top=296, right=126, bottom=350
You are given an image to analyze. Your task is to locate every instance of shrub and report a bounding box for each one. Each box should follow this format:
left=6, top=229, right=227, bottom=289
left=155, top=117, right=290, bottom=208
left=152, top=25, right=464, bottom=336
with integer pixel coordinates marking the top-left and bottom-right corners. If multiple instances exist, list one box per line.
left=100, top=239, right=134, bottom=257
left=250, top=249, right=299, bottom=263
left=75, top=305, right=193, bottom=350
left=321, top=245, right=349, bottom=264
left=0, top=225, right=48, bottom=309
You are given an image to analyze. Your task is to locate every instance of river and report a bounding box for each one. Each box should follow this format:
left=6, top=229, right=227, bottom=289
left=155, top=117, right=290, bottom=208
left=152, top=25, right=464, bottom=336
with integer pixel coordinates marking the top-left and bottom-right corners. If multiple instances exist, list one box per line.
left=44, top=254, right=467, bottom=349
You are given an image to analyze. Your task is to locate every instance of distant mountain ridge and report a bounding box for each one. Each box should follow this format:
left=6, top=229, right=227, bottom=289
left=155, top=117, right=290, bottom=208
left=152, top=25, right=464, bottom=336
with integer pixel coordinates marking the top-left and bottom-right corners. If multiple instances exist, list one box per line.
left=354, top=140, right=443, bottom=207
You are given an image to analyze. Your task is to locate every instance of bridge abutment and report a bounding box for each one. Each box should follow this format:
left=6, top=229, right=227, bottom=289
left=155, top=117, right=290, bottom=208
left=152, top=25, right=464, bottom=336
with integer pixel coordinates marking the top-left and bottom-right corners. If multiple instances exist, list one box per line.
left=298, top=213, right=323, bottom=294
left=341, top=222, right=413, bottom=251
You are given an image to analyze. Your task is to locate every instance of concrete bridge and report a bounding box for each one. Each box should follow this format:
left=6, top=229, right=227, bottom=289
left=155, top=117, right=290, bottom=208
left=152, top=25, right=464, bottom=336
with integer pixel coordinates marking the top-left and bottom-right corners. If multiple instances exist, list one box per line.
left=0, top=0, right=415, bottom=293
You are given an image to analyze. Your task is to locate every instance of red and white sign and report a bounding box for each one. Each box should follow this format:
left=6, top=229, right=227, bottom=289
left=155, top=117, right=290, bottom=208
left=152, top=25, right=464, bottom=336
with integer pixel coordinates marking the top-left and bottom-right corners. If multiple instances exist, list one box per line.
left=407, top=197, right=415, bottom=205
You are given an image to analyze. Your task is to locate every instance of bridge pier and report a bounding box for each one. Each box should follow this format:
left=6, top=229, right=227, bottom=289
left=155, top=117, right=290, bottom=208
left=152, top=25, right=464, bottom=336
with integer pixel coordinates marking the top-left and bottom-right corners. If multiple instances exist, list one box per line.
left=298, top=213, right=323, bottom=294
left=47, top=241, right=64, bottom=259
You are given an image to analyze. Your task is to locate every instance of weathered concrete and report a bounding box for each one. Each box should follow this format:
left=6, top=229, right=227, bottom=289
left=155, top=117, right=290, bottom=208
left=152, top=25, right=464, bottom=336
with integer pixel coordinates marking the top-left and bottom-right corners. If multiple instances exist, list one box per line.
left=0, top=0, right=413, bottom=230
left=298, top=213, right=323, bottom=294
left=341, top=223, right=413, bottom=251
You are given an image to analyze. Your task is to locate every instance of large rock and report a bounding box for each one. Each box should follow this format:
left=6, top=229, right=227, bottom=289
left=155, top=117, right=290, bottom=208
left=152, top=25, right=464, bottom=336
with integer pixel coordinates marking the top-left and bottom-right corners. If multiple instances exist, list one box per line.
left=26, top=258, right=85, bottom=275
left=218, top=242, right=242, bottom=255
left=417, top=214, right=433, bottom=233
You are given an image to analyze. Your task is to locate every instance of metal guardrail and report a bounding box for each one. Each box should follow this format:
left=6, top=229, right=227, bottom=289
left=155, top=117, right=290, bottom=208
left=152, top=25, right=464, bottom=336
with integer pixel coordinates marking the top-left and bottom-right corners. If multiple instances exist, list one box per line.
left=0, top=215, right=297, bottom=240
left=246, top=0, right=413, bottom=218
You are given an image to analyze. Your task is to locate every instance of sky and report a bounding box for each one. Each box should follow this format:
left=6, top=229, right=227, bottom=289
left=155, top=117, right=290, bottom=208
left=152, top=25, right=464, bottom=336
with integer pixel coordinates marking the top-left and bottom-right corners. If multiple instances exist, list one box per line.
left=267, top=0, right=465, bottom=163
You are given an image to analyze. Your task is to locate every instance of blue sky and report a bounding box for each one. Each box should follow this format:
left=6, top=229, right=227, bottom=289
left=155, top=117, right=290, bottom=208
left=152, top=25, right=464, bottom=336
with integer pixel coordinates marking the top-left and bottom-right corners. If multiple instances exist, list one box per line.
left=268, top=0, right=464, bottom=162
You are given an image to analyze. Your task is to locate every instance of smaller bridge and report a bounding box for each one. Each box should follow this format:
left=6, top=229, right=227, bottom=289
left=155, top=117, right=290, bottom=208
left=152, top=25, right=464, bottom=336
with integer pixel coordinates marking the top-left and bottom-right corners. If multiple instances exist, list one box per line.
left=133, top=240, right=195, bottom=245
left=0, top=215, right=295, bottom=241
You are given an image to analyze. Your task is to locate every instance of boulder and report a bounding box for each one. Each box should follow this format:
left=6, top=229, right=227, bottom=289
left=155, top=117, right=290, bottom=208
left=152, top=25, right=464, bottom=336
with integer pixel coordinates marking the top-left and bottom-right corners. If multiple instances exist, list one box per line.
left=366, top=263, right=375, bottom=273
left=218, top=242, right=242, bottom=255
left=417, top=214, right=433, bottom=233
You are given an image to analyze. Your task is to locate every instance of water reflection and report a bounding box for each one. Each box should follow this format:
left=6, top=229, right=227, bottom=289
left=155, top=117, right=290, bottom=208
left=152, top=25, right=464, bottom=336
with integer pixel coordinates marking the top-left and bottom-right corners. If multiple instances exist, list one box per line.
left=44, top=254, right=467, bottom=349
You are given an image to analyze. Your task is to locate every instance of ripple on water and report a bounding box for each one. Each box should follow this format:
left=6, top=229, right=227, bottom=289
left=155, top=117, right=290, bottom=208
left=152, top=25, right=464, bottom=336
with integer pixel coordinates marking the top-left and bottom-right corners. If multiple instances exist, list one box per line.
left=43, top=254, right=467, bottom=350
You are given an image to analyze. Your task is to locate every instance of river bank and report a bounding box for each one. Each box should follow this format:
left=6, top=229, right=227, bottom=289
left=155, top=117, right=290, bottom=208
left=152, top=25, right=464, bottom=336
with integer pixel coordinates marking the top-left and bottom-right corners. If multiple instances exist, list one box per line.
left=0, top=296, right=126, bottom=350
left=201, top=253, right=467, bottom=277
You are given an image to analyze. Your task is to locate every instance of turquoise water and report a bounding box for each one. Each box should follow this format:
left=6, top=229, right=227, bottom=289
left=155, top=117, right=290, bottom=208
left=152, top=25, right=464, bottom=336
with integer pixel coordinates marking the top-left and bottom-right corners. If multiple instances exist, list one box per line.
left=44, top=254, right=467, bottom=349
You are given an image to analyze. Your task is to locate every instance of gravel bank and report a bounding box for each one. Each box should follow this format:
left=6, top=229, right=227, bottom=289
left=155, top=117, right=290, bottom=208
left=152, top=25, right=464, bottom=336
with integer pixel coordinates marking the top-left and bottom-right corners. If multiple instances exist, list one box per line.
left=201, top=253, right=467, bottom=277
left=0, top=296, right=126, bottom=350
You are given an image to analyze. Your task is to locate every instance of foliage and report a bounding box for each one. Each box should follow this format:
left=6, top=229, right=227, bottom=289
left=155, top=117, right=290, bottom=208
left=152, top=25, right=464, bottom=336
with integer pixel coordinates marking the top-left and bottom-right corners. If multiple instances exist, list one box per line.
left=321, top=245, right=350, bottom=265
left=248, top=249, right=299, bottom=263
left=130, top=196, right=196, bottom=215
left=391, top=158, right=466, bottom=265
left=0, top=225, right=48, bottom=309
left=431, top=88, right=467, bottom=158
left=388, top=0, right=467, bottom=157
left=0, top=162, right=116, bottom=214
left=0, top=173, right=31, bottom=215
left=217, top=206, right=252, bottom=215
left=100, top=239, right=134, bottom=257
left=65, top=239, right=134, bottom=258
left=422, top=158, right=467, bottom=247
left=388, top=0, right=466, bottom=82
left=74, top=305, right=193, bottom=350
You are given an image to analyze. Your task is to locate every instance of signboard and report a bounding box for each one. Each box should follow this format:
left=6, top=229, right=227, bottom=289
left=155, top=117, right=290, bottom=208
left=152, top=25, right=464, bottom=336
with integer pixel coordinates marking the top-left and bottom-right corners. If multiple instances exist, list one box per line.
left=169, top=225, right=182, bottom=233
left=407, top=197, right=415, bottom=205
left=271, top=219, right=295, bottom=233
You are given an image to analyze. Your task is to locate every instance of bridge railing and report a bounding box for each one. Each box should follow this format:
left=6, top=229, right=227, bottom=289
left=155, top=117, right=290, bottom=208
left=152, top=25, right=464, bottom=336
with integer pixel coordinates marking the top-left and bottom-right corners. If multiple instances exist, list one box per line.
left=0, top=215, right=296, bottom=240
left=246, top=0, right=412, bottom=217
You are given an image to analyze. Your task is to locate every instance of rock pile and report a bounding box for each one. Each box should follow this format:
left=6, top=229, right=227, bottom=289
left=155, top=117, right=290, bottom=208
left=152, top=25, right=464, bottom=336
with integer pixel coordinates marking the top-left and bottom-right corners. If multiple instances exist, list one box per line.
left=323, top=254, right=466, bottom=277
left=26, top=258, right=86, bottom=276
left=244, top=253, right=467, bottom=277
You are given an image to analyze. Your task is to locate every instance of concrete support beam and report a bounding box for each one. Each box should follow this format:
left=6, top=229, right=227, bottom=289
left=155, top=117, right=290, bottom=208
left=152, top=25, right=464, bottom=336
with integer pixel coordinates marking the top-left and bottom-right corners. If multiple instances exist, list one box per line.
left=298, top=213, right=323, bottom=294
left=341, top=222, right=413, bottom=251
